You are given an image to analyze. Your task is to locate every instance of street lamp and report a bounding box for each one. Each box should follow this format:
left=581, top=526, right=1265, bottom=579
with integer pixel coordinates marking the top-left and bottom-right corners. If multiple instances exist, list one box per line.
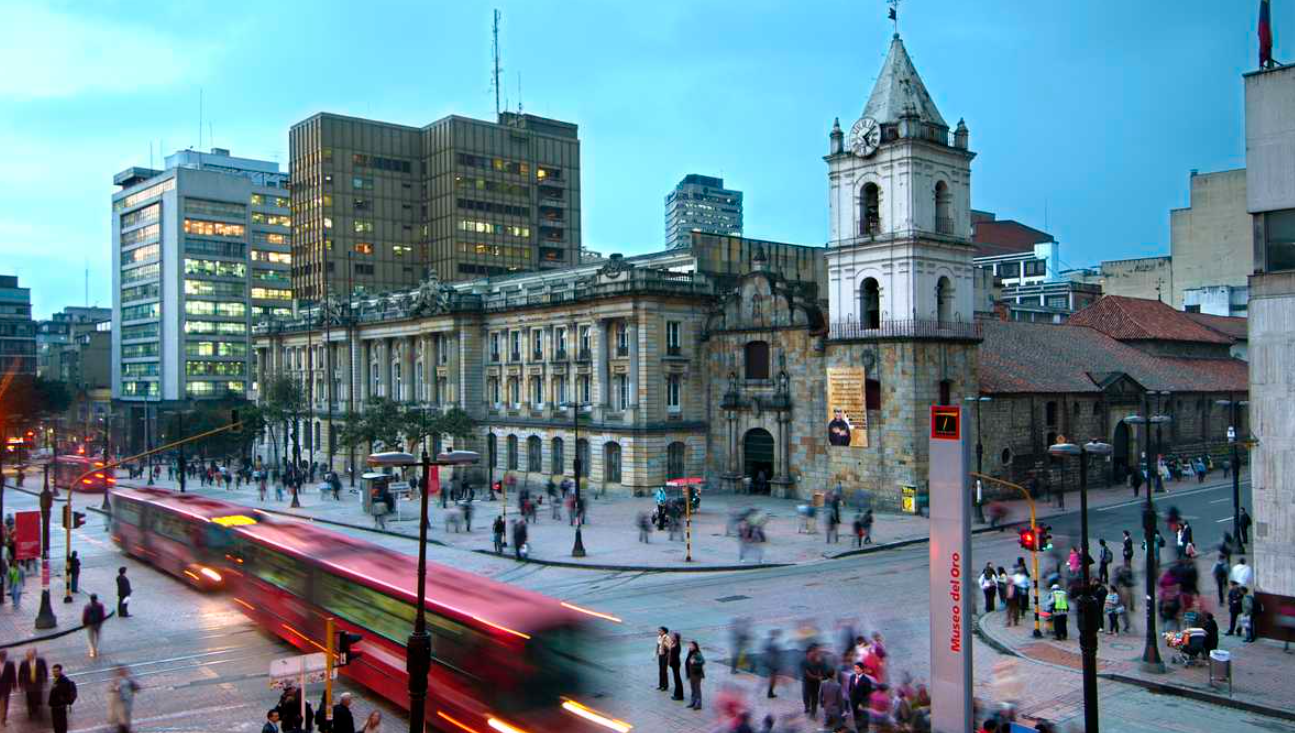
left=368, top=448, right=479, bottom=733
left=1048, top=440, right=1112, bottom=733
left=1215, top=398, right=1249, bottom=554
left=964, top=395, right=992, bottom=523
left=560, top=401, right=588, bottom=557
left=1124, top=409, right=1170, bottom=675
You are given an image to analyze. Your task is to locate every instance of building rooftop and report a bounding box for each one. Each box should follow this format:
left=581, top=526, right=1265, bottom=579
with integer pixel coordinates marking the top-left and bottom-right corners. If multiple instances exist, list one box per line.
left=972, top=219, right=1055, bottom=258
left=1183, top=312, right=1249, bottom=341
left=1067, top=295, right=1233, bottom=344
left=861, top=35, right=948, bottom=128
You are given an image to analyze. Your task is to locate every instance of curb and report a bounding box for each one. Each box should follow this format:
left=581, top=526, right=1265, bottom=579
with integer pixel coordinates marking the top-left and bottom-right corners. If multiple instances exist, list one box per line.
left=466, top=547, right=790, bottom=573
left=0, top=591, right=116, bottom=651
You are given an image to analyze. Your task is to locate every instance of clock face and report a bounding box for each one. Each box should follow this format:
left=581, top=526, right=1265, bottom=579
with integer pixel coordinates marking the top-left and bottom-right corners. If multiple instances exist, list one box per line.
left=849, top=116, right=881, bottom=157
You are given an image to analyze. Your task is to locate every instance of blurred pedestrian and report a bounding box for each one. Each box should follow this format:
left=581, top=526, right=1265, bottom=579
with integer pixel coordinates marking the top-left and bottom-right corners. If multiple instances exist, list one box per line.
left=277, top=684, right=302, bottom=732
left=1122, top=530, right=1134, bottom=565
left=730, top=617, right=750, bottom=674
left=763, top=629, right=783, bottom=699
left=48, top=663, right=76, bottom=733
left=491, top=514, right=505, bottom=554
left=825, top=503, right=840, bottom=544
left=637, top=511, right=651, bottom=543
left=1097, top=540, right=1112, bottom=584
left=8, top=561, right=23, bottom=609
left=360, top=710, right=382, bottom=733
left=819, top=667, right=845, bottom=729
left=512, top=519, right=528, bottom=561
left=861, top=509, right=874, bottom=544
left=801, top=645, right=826, bottom=717
left=19, top=648, right=46, bottom=721
left=82, top=593, right=107, bottom=658
left=0, top=650, right=14, bottom=727
left=669, top=631, right=684, bottom=701
left=116, top=567, right=132, bottom=617
left=108, top=666, right=140, bottom=733
left=685, top=640, right=705, bottom=710
left=1103, top=585, right=1122, bottom=635
left=1239, top=508, right=1252, bottom=544
left=1212, top=555, right=1230, bottom=605
left=656, top=627, right=671, bottom=691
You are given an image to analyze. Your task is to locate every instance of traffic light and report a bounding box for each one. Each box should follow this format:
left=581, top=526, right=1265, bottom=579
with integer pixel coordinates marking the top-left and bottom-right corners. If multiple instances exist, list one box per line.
left=1018, top=527, right=1038, bottom=551
left=1038, top=525, right=1054, bottom=551
left=61, top=506, right=86, bottom=530
left=337, top=630, right=363, bottom=666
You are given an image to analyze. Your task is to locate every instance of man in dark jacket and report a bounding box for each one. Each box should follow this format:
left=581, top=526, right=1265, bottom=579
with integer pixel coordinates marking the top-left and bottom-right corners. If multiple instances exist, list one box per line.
left=0, top=650, right=15, bottom=726
left=82, top=594, right=107, bottom=658
left=116, top=567, right=132, bottom=617
left=846, top=661, right=872, bottom=727
left=18, top=649, right=46, bottom=721
left=48, top=664, right=76, bottom=733
left=277, top=684, right=302, bottom=732
left=331, top=692, right=356, bottom=733
left=68, top=551, right=80, bottom=594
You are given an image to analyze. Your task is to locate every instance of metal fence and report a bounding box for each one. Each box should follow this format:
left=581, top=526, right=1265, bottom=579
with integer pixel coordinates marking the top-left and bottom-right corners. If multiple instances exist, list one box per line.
left=828, top=318, right=982, bottom=341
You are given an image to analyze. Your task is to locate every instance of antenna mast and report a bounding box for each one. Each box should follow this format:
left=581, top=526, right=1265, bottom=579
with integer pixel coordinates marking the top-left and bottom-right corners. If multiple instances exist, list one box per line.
left=492, top=9, right=502, bottom=118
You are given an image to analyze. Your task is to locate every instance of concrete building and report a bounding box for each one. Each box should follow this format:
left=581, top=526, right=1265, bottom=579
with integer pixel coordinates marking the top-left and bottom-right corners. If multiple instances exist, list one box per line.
left=112, top=149, right=292, bottom=445
left=289, top=111, right=581, bottom=300
left=664, top=175, right=743, bottom=248
left=0, top=276, right=36, bottom=376
left=1072, top=255, right=1173, bottom=303
left=37, top=306, right=110, bottom=378
left=1170, top=168, right=1251, bottom=314
left=1245, top=63, right=1295, bottom=600
left=969, top=212, right=1098, bottom=322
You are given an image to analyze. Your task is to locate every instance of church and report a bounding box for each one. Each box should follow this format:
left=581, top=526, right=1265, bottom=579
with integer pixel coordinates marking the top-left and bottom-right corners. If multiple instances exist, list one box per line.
left=252, top=33, right=1248, bottom=508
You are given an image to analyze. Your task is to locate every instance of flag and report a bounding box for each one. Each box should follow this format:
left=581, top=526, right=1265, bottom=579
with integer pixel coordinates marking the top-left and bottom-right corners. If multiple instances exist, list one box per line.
left=1260, top=0, right=1273, bottom=67
left=888, top=7, right=897, bottom=21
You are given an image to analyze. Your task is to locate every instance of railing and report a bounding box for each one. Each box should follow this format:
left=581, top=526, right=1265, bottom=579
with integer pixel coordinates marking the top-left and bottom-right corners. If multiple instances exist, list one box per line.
left=531, top=349, right=543, bottom=361
left=553, top=350, right=568, bottom=362
left=666, top=345, right=682, bottom=357
left=936, top=217, right=955, bottom=235
left=858, top=218, right=882, bottom=236
left=576, top=348, right=592, bottom=362
left=828, top=318, right=982, bottom=341
left=615, top=345, right=629, bottom=357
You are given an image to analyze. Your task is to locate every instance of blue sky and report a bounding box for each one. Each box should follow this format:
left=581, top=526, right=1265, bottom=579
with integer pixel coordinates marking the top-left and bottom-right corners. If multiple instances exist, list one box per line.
left=0, top=1, right=1286, bottom=318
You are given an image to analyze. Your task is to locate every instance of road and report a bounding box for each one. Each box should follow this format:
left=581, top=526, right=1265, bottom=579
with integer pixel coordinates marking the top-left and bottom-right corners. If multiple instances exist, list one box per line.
left=1, top=476, right=1285, bottom=732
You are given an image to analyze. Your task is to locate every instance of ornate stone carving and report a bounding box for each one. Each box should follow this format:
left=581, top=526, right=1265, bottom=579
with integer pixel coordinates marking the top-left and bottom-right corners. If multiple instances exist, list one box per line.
left=598, top=253, right=632, bottom=279
left=410, top=267, right=455, bottom=316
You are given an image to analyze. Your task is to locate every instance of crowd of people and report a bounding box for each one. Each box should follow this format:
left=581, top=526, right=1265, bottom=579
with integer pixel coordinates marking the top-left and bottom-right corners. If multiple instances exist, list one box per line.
left=262, top=686, right=383, bottom=733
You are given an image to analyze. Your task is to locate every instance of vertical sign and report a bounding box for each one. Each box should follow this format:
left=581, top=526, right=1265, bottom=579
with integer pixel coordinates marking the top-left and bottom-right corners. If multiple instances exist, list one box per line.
left=826, top=366, right=869, bottom=447
left=928, top=405, right=971, bottom=733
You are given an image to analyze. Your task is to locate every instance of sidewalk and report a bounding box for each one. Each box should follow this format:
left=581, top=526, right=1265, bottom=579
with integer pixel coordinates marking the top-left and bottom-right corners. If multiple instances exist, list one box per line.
left=977, top=605, right=1295, bottom=721
left=0, top=561, right=115, bottom=650
left=105, top=469, right=1244, bottom=571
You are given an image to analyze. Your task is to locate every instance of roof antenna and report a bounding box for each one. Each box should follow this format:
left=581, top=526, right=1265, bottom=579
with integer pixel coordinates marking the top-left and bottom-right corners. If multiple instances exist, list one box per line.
left=491, top=9, right=503, bottom=118
left=517, top=72, right=523, bottom=114
left=198, top=87, right=203, bottom=151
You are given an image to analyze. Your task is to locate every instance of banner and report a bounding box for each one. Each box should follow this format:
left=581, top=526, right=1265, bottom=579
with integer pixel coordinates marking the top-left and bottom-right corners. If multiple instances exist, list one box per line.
left=826, top=366, right=868, bottom=448
left=14, top=510, right=40, bottom=561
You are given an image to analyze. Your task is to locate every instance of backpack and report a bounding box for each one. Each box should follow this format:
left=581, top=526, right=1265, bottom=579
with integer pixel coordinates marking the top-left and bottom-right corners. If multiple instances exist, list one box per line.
left=64, top=678, right=78, bottom=705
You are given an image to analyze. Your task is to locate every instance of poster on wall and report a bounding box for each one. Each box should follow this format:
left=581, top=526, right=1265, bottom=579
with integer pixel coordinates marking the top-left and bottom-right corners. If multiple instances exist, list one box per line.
left=826, top=366, right=868, bottom=448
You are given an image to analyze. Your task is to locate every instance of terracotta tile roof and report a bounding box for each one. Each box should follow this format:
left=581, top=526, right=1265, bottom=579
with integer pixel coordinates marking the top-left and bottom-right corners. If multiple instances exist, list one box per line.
left=1066, top=295, right=1233, bottom=344
left=1183, top=312, right=1248, bottom=341
left=972, top=219, right=1054, bottom=258
left=979, top=320, right=1248, bottom=395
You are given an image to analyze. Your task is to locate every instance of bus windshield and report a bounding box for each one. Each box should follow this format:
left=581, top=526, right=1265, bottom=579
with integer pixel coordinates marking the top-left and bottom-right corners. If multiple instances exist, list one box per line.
left=498, top=625, right=595, bottom=712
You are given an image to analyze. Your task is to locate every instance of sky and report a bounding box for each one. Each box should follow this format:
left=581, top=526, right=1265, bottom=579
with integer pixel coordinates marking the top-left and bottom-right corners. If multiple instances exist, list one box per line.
left=0, top=0, right=1287, bottom=319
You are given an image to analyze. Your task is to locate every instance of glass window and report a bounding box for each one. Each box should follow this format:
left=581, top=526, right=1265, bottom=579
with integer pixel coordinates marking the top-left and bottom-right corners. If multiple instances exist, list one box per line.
left=120, top=224, right=160, bottom=247
left=185, top=198, right=246, bottom=218
left=246, top=544, right=308, bottom=595
left=353, top=220, right=374, bottom=234
left=185, top=258, right=246, bottom=278
left=150, top=511, right=191, bottom=545
left=604, top=443, right=621, bottom=483
left=507, top=435, right=518, bottom=469
left=121, top=342, right=158, bottom=358
left=186, top=279, right=245, bottom=297
left=186, top=341, right=247, bottom=357
left=121, top=302, right=160, bottom=321
left=317, top=573, right=415, bottom=644
left=552, top=438, right=564, bottom=474
left=114, top=178, right=175, bottom=212
left=120, top=263, right=160, bottom=284
left=667, top=442, right=686, bottom=480
left=667, top=375, right=681, bottom=411
left=666, top=321, right=681, bottom=351
left=183, top=320, right=247, bottom=335
left=186, top=239, right=245, bottom=258
left=121, top=283, right=160, bottom=302
left=121, top=244, right=160, bottom=265
left=250, top=213, right=291, bottom=227
left=120, top=323, right=159, bottom=340
left=354, top=242, right=374, bottom=255
left=186, top=360, right=247, bottom=377
left=184, top=300, right=246, bottom=317
left=184, top=219, right=245, bottom=238
left=250, top=250, right=291, bottom=265
left=121, top=362, right=159, bottom=377
left=527, top=436, right=543, bottom=472
left=251, top=287, right=292, bottom=301
left=120, top=203, right=160, bottom=229
left=1265, top=209, right=1295, bottom=272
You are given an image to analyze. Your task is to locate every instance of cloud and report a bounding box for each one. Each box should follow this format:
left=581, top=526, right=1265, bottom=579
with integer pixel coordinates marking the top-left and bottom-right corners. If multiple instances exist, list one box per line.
left=0, top=5, right=217, bottom=99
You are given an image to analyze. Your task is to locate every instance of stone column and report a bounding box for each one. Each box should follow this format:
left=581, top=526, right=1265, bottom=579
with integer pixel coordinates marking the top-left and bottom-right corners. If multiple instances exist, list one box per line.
left=628, top=319, right=640, bottom=408
left=379, top=338, right=392, bottom=399
left=772, top=409, right=795, bottom=498
left=360, top=340, right=371, bottom=402
left=593, top=318, right=609, bottom=411
left=724, top=409, right=742, bottom=493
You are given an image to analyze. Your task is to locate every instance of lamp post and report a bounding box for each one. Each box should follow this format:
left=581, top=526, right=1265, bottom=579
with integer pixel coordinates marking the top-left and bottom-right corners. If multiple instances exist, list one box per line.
left=561, top=401, right=588, bottom=557
left=1049, top=440, right=1112, bottom=733
left=1215, top=398, right=1249, bottom=554
left=1124, top=407, right=1170, bottom=674
left=964, top=395, right=992, bottom=523
left=34, top=464, right=57, bottom=629
left=368, top=448, right=479, bottom=733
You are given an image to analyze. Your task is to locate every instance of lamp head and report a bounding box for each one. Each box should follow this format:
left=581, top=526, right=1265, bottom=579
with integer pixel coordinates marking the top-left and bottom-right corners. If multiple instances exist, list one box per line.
left=434, top=450, right=480, bottom=466
left=1048, top=443, right=1081, bottom=457
left=366, top=451, right=417, bottom=467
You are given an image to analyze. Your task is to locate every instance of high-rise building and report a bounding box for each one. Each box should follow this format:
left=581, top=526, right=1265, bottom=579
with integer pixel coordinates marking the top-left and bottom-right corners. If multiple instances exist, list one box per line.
left=289, top=111, right=581, bottom=299
left=0, top=276, right=36, bottom=376
left=37, top=306, right=110, bottom=378
left=111, top=148, right=292, bottom=410
left=664, top=174, right=743, bottom=248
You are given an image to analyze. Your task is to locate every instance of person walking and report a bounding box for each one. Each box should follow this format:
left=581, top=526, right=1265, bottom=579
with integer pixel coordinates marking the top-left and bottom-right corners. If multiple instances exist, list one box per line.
left=861, top=509, right=874, bottom=545
left=19, top=648, right=46, bottom=722
left=800, top=645, right=825, bottom=718
left=656, top=627, right=671, bottom=692
left=1097, top=540, right=1112, bottom=584
left=82, top=593, right=107, bottom=658
left=1212, top=555, right=1230, bottom=605
left=1238, top=508, right=1252, bottom=545
left=331, top=692, right=356, bottom=733
left=48, top=664, right=76, bottom=733
left=637, top=511, right=651, bottom=543
left=7, top=561, right=23, bottom=609
left=359, top=710, right=382, bottom=732
left=979, top=564, right=997, bottom=613
left=107, top=666, right=140, bottom=733
left=512, top=518, right=528, bottom=561
left=116, top=567, right=132, bottom=617
left=685, top=640, right=705, bottom=710
left=763, top=629, right=783, bottom=699
left=1226, top=582, right=1245, bottom=635
left=669, top=631, right=684, bottom=701
left=0, top=650, right=15, bottom=727
left=1122, top=530, right=1134, bottom=566
left=67, top=551, right=80, bottom=594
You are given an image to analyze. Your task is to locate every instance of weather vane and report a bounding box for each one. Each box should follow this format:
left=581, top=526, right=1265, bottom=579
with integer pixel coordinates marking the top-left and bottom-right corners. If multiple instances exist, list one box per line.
left=888, top=0, right=900, bottom=35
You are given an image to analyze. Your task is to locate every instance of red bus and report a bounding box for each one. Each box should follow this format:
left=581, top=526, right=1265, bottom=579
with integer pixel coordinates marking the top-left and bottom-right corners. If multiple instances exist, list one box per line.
left=108, top=486, right=630, bottom=733
left=52, top=455, right=115, bottom=493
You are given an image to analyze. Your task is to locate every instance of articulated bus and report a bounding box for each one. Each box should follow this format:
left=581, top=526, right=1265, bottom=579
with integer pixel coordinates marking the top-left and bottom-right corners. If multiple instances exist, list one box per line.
left=108, top=486, right=629, bottom=733
left=52, top=455, right=116, bottom=493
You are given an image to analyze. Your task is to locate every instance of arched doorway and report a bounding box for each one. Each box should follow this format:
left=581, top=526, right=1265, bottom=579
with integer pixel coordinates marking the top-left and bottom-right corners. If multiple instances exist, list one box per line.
left=1112, top=420, right=1131, bottom=484
left=743, top=428, right=775, bottom=493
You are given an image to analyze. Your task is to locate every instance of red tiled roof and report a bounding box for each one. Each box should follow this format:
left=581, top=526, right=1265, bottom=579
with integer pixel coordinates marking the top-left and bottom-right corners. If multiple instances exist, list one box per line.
left=1067, top=295, right=1233, bottom=344
left=1183, top=312, right=1248, bottom=341
left=972, top=220, right=1054, bottom=258
left=979, top=320, right=1248, bottom=395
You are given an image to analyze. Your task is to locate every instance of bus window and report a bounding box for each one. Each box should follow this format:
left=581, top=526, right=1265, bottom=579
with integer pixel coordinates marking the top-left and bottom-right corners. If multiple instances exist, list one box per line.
left=318, top=574, right=415, bottom=644
left=502, top=625, right=593, bottom=712
left=203, top=524, right=235, bottom=552
left=247, top=544, right=308, bottom=595
left=113, top=498, right=142, bottom=526
left=150, top=511, right=192, bottom=546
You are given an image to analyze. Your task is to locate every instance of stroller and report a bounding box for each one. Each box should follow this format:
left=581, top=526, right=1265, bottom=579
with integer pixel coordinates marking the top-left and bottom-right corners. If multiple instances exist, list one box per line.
left=1166, top=627, right=1208, bottom=666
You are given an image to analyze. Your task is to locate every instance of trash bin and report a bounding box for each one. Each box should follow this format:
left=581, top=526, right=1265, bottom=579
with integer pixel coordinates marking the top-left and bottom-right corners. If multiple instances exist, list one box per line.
left=901, top=485, right=918, bottom=514
left=1209, top=649, right=1232, bottom=695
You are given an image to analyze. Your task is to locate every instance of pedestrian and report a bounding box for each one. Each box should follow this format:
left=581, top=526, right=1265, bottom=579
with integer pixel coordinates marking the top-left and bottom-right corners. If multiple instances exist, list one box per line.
left=801, top=645, right=825, bottom=718
left=996, top=566, right=1009, bottom=613
left=1066, top=547, right=1081, bottom=577
left=82, top=593, right=107, bottom=658
left=492, top=515, right=505, bottom=554
left=1008, top=568, right=1027, bottom=626
left=263, top=710, right=282, bottom=733
left=1241, top=590, right=1258, bottom=642
left=685, top=640, right=705, bottom=710
left=819, top=666, right=846, bottom=729
left=116, top=566, right=132, bottom=617
left=1103, top=585, right=1122, bottom=635
left=730, top=617, right=751, bottom=675
left=357, top=709, right=381, bottom=731
left=277, top=684, right=302, bottom=732
left=637, top=511, right=651, bottom=543
left=512, top=519, right=528, bottom=561
left=669, top=631, right=684, bottom=701
left=1230, top=557, right=1255, bottom=589
left=332, top=692, right=356, bottom=733
left=852, top=513, right=865, bottom=548
left=1048, top=584, right=1069, bottom=641
left=825, top=504, right=840, bottom=544
left=979, top=564, right=997, bottom=613
left=861, top=509, right=874, bottom=545
left=656, top=627, right=671, bottom=692
left=1122, top=530, right=1134, bottom=566
left=0, top=650, right=14, bottom=727
left=1218, top=533, right=1234, bottom=564
left=8, top=561, right=23, bottom=609
left=1238, top=508, right=1252, bottom=544
left=763, top=629, right=783, bottom=699
left=1203, top=612, right=1220, bottom=654
left=19, top=648, right=46, bottom=722
left=846, top=661, right=872, bottom=728
left=68, top=551, right=80, bottom=594
left=48, top=663, right=76, bottom=733
left=1225, top=581, right=1245, bottom=635
left=1212, top=555, right=1230, bottom=605
left=1097, top=540, right=1112, bottom=584
left=108, top=666, right=140, bottom=733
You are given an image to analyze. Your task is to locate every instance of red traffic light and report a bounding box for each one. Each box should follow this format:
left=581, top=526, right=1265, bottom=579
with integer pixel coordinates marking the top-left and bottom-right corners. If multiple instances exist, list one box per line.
left=1018, top=528, right=1037, bottom=551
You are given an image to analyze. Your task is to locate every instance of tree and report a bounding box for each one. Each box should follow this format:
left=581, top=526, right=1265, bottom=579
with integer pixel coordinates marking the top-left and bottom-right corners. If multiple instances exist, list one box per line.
left=261, top=375, right=306, bottom=468
left=338, top=398, right=405, bottom=457
left=402, top=406, right=475, bottom=455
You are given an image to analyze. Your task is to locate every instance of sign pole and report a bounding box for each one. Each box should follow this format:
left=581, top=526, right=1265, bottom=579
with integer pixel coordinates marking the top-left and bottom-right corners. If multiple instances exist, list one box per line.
left=325, top=617, right=335, bottom=725
left=685, top=486, right=693, bottom=562
left=928, top=405, right=971, bottom=733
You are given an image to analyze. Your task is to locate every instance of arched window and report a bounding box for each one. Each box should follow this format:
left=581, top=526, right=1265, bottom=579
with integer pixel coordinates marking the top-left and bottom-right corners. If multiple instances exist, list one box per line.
left=667, top=442, right=687, bottom=480
left=866, top=378, right=882, bottom=412
left=552, top=437, right=564, bottom=475
left=936, top=276, right=953, bottom=324
left=934, top=181, right=952, bottom=234
left=744, top=341, right=770, bottom=381
left=861, top=183, right=881, bottom=235
left=860, top=278, right=881, bottom=329
left=604, top=442, right=622, bottom=483
left=527, top=435, right=542, bottom=472
left=487, top=433, right=497, bottom=468
left=576, top=438, right=589, bottom=479
left=506, top=435, right=518, bottom=470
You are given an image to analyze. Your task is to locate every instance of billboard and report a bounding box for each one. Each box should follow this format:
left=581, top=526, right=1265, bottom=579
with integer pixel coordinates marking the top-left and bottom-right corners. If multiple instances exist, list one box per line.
left=13, top=510, right=40, bottom=561
left=826, top=366, right=868, bottom=448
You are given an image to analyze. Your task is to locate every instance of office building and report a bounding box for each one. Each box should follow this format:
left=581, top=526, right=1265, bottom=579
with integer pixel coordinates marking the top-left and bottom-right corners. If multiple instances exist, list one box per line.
left=37, top=306, right=110, bottom=378
left=0, top=276, right=36, bottom=375
left=111, top=148, right=292, bottom=417
left=289, top=111, right=581, bottom=299
left=664, top=174, right=743, bottom=248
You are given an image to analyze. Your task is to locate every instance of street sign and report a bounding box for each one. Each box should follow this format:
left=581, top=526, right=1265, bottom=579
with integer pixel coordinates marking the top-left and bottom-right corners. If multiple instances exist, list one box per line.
left=928, top=405, right=972, bottom=733
left=269, top=652, right=335, bottom=688
left=1228, top=426, right=1236, bottom=442
left=931, top=406, right=961, bottom=441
